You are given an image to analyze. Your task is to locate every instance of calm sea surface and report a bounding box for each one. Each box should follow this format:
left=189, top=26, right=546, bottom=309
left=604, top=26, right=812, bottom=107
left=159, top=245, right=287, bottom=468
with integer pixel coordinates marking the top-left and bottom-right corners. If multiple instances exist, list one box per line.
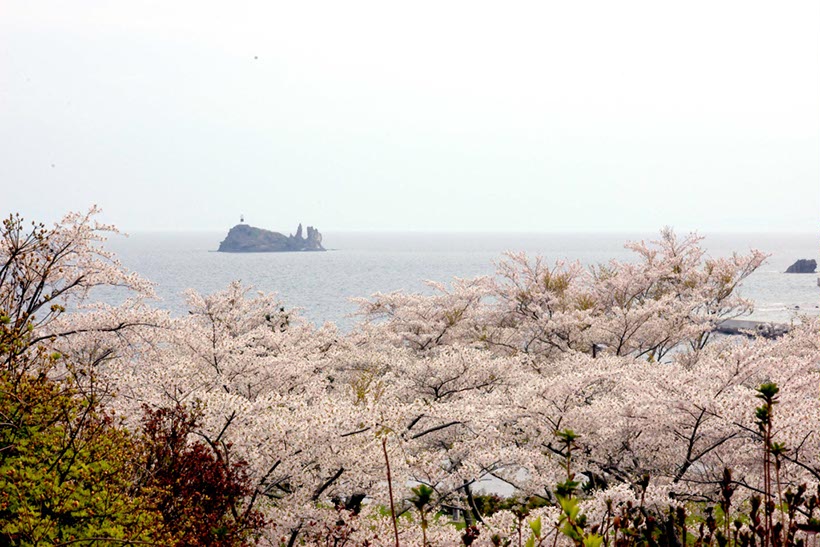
left=100, top=232, right=819, bottom=330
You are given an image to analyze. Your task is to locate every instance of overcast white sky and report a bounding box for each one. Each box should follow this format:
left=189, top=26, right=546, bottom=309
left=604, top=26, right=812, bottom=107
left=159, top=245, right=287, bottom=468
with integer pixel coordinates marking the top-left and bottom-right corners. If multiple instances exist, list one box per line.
left=1, top=1, right=818, bottom=232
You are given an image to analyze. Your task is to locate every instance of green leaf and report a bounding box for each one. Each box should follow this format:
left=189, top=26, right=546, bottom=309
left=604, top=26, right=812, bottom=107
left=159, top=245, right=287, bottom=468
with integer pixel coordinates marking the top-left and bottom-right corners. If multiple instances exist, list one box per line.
left=529, top=515, right=542, bottom=538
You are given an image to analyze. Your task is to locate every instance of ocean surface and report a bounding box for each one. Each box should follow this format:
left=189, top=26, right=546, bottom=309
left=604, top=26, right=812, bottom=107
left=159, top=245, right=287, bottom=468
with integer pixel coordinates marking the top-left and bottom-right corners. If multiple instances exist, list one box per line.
left=100, top=231, right=819, bottom=330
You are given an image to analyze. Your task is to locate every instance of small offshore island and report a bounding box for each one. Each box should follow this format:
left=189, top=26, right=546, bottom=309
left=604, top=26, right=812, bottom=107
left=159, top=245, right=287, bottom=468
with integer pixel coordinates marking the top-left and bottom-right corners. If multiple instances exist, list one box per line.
left=218, top=222, right=325, bottom=252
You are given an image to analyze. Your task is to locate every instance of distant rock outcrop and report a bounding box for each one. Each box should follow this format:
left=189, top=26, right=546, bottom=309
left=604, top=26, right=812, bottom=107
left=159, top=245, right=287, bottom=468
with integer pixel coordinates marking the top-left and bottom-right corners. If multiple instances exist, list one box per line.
left=785, top=259, right=816, bottom=273
left=716, top=319, right=790, bottom=339
left=218, top=223, right=325, bottom=252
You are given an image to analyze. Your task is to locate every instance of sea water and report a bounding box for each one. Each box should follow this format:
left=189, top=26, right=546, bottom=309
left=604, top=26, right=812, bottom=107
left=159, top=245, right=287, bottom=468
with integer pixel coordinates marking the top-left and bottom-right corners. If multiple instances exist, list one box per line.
left=99, top=231, right=819, bottom=330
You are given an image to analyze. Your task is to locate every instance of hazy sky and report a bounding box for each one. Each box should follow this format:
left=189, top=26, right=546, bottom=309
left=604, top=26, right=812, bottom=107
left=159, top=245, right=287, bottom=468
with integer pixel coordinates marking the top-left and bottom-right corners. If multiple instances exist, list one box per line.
left=2, top=1, right=818, bottom=232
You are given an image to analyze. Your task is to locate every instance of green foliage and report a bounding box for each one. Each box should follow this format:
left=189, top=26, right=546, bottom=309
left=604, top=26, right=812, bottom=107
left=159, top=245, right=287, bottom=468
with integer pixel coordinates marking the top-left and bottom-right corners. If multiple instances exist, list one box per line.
left=755, top=382, right=780, bottom=401
left=529, top=515, right=542, bottom=537
left=472, top=494, right=550, bottom=518
left=555, top=479, right=582, bottom=499
left=410, top=484, right=435, bottom=511
left=0, top=352, right=167, bottom=545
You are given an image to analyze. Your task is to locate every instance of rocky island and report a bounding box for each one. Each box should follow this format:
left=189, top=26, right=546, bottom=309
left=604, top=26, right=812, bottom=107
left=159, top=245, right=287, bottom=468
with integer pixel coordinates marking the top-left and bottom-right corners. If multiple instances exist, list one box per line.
left=785, top=259, right=817, bottom=273
left=218, top=222, right=325, bottom=252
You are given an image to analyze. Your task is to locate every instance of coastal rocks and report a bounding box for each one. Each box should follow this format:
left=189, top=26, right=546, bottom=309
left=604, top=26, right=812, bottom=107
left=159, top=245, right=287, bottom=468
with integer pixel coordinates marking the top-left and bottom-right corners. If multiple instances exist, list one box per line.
left=218, top=222, right=325, bottom=252
left=785, top=259, right=817, bottom=273
left=716, top=319, right=790, bottom=339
